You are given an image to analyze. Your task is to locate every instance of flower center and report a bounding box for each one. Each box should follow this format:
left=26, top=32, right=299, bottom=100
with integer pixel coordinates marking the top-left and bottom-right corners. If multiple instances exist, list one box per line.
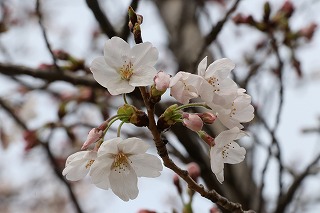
left=119, top=60, right=134, bottom=81
left=222, top=142, right=235, bottom=159
left=85, top=159, right=95, bottom=169
left=229, top=102, right=237, bottom=118
left=112, top=152, right=132, bottom=173
left=207, top=77, right=220, bottom=92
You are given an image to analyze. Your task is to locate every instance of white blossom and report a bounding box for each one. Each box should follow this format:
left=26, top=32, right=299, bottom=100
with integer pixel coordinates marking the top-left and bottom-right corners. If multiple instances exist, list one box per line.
left=62, top=151, right=97, bottom=181
left=197, top=57, right=238, bottom=106
left=212, top=88, right=254, bottom=129
left=90, top=137, right=163, bottom=201
left=210, top=127, right=246, bottom=183
left=169, top=72, right=204, bottom=104
left=90, top=37, right=158, bottom=95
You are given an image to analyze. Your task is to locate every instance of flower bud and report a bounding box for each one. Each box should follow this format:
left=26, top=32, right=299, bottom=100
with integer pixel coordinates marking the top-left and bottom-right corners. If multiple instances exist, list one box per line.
left=210, top=206, right=221, bottom=213
left=154, top=71, right=171, bottom=91
left=298, top=23, right=317, bottom=40
left=81, top=128, right=103, bottom=150
left=182, top=113, right=203, bottom=132
left=117, top=104, right=149, bottom=127
left=279, top=1, right=294, bottom=18
left=173, top=174, right=182, bottom=195
left=137, top=210, right=156, bottom=213
left=157, top=104, right=182, bottom=132
left=53, top=50, right=70, bottom=60
left=187, top=162, right=201, bottom=182
left=197, top=131, right=215, bottom=146
left=197, top=112, right=216, bottom=124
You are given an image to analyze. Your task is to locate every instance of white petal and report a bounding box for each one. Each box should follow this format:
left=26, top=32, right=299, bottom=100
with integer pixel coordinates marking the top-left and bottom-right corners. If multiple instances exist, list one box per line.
left=109, top=165, right=139, bottom=201
left=104, top=37, right=130, bottom=69
left=99, top=138, right=123, bottom=155
left=129, top=154, right=163, bottom=177
left=131, top=42, right=158, bottom=68
left=107, top=79, right=135, bottom=95
left=65, top=151, right=87, bottom=166
left=90, top=56, right=125, bottom=93
left=197, top=56, right=207, bottom=77
left=90, top=160, right=113, bottom=186
left=210, top=147, right=224, bottom=175
left=118, top=137, right=149, bottom=155
left=64, top=164, right=89, bottom=181
left=205, top=58, right=235, bottom=80
left=129, top=66, right=157, bottom=87
left=94, top=179, right=111, bottom=190
left=223, top=142, right=246, bottom=164
left=215, top=170, right=225, bottom=183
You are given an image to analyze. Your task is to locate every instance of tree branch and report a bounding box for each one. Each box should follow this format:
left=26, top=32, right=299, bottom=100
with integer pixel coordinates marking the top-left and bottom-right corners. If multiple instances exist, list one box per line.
left=86, top=0, right=118, bottom=38
left=0, top=63, right=103, bottom=88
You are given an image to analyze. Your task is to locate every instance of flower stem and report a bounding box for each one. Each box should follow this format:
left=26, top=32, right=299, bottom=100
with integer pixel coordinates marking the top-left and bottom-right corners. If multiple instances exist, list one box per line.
left=176, top=102, right=210, bottom=111
left=117, top=121, right=125, bottom=137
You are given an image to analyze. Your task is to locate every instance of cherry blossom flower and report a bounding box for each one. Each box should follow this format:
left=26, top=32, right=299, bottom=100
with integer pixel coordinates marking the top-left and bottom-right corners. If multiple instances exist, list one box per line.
left=197, top=57, right=238, bottom=106
left=169, top=72, right=204, bottom=104
left=90, top=137, right=163, bottom=201
left=211, top=88, right=254, bottom=129
left=90, top=37, right=158, bottom=95
left=210, top=127, right=246, bottom=183
left=62, top=151, right=97, bottom=181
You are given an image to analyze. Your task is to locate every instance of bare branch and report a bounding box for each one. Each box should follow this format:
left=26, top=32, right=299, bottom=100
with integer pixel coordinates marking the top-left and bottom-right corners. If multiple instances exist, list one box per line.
left=86, top=0, right=118, bottom=38
left=0, top=97, right=84, bottom=213
left=35, top=0, right=61, bottom=72
left=0, top=63, right=102, bottom=88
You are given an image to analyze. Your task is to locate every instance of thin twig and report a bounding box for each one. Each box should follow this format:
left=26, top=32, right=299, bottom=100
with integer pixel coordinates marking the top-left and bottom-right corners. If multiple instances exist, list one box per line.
left=0, top=97, right=84, bottom=213
left=0, top=63, right=102, bottom=88
left=86, top=0, right=118, bottom=38
left=35, top=0, right=61, bottom=72
left=195, top=0, right=242, bottom=64
left=274, top=153, right=320, bottom=213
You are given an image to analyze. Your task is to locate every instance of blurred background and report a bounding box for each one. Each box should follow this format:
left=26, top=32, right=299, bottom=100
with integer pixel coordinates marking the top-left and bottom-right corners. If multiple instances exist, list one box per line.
left=0, top=0, right=320, bottom=212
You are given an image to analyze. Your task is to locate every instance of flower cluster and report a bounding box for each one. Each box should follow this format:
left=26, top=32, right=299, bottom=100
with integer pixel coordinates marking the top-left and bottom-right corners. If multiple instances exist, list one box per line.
left=63, top=137, right=162, bottom=201
left=63, top=35, right=254, bottom=203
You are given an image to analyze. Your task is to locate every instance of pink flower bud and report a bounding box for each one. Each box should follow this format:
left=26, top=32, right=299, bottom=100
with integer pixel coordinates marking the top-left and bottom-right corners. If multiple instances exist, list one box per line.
left=197, top=131, right=215, bottom=146
left=279, top=1, right=294, bottom=18
left=183, top=113, right=203, bottom=132
left=210, top=206, right=221, bottom=213
left=187, top=162, right=201, bottom=182
left=299, top=23, right=317, bottom=40
left=137, top=210, right=156, bottom=213
left=81, top=128, right=103, bottom=150
left=154, top=71, right=171, bottom=91
left=197, top=112, right=216, bottom=124
left=173, top=174, right=182, bottom=194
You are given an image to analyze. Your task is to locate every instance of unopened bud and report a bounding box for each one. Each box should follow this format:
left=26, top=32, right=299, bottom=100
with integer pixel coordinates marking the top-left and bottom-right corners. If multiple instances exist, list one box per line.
left=233, top=14, right=255, bottom=25
left=210, top=206, right=221, bottom=213
left=182, top=113, right=203, bottom=132
left=173, top=174, right=182, bottom=195
left=157, top=104, right=182, bottom=132
left=81, top=128, right=103, bottom=150
left=298, top=23, right=317, bottom=40
left=137, top=210, right=156, bottom=213
left=187, top=162, right=201, bottom=182
left=197, top=112, right=216, bottom=124
left=154, top=71, right=171, bottom=91
left=279, top=1, right=295, bottom=18
left=53, top=50, right=70, bottom=60
left=197, top=131, right=215, bottom=146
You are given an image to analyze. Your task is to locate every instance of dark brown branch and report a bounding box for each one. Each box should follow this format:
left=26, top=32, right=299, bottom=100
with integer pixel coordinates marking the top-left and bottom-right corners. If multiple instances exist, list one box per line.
left=0, top=97, right=83, bottom=213
left=0, top=63, right=103, bottom=88
left=139, top=87, right=255, bottom=213
left=86, top=0, right=118, bottom=38
left=35, top=0, right=61, bottom=72
left=274, top=153, right=320, bottom=213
